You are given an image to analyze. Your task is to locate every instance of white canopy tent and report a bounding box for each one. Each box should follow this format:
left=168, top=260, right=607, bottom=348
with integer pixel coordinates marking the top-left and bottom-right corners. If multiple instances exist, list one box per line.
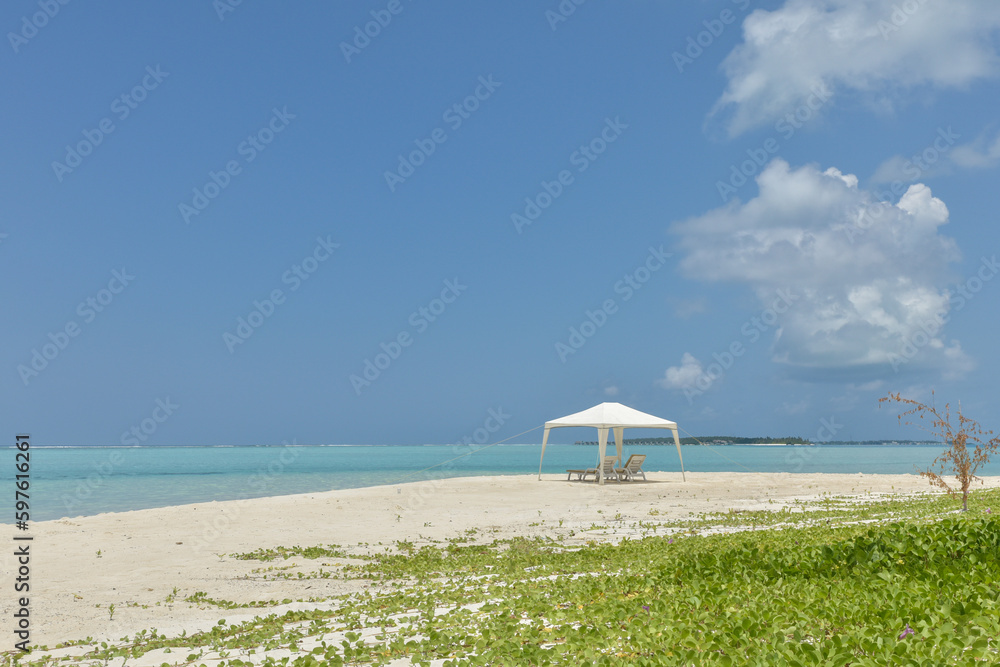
left=538, top=402, right=686, bottom=485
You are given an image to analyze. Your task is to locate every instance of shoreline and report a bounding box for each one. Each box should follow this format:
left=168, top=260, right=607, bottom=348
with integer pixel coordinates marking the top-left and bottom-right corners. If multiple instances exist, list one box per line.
left=19, top=442, right=968, bottom=523
left=7, top=472, right=1000, bottom=652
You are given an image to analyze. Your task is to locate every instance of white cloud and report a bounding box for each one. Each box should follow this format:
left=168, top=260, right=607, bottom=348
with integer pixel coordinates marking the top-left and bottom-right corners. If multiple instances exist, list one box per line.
left=672, top=159, right=971, bottom=380
left=711, top=0, right=1000, bottom=136
left=603, top=385, right=620, bottom=397
left=951, top=130, right=1000, bottom=169
left=870, top=154, right=944, bottom=185
left=658, top=352, right=705, bottom=389
left=871, top=126, right=1000, bottom=184
left=853, top=380, right=885, bottom=392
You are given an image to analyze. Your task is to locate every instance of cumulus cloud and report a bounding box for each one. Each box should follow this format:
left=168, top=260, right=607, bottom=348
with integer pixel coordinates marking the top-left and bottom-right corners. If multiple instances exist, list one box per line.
left=658, top=353, right=705, bottom=390
left=711, top=0, right=1000, bottom=135
left=672, top=159, right=970, bottom=380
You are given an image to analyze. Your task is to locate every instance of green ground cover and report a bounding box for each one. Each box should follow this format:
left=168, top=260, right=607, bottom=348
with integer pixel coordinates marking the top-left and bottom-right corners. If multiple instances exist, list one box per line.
left=10, top=489, right=1000, bottom=666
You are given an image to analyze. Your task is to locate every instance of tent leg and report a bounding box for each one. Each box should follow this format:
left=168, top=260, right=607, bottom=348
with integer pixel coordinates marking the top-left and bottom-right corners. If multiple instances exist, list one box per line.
left=598, top=427, right=608, bottom=486
left=538, top=428, right=550, bottom=480
left=673, top=428, right=686, bottom=482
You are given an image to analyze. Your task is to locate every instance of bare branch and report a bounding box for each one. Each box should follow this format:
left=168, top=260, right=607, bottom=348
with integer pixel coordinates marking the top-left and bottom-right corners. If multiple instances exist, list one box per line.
left=880, top=392, right=1000, bottom=511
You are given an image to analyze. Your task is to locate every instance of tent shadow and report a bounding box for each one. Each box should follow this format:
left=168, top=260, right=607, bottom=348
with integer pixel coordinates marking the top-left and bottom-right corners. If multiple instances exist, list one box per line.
left=550, top=478, right=677, bottom=485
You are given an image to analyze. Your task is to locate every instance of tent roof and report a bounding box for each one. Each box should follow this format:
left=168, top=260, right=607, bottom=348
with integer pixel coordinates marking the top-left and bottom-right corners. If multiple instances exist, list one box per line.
left=544, top=402, right=677, bottom=430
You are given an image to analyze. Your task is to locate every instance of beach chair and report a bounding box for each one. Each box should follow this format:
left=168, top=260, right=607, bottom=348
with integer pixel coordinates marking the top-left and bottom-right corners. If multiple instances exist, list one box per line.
left=567, top=457, right=619, bottom=482
left=614, top=454, right=647, bottom=482
left=566, top=466, right=597, bottom=481
left=599, top=456, right=621, bottom=483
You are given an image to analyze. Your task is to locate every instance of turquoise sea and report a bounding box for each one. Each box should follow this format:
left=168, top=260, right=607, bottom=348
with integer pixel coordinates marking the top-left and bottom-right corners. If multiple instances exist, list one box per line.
left=7, top=443, right=992, bottom=523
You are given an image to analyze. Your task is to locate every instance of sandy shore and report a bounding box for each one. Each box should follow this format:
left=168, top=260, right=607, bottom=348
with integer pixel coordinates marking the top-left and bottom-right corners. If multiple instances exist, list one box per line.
left=5, top=471, right=1000, bottom=651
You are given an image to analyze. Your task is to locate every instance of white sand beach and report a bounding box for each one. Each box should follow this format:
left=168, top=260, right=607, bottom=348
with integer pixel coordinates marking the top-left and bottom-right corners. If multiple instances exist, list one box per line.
left=7, top=472, right=1000, bottom=652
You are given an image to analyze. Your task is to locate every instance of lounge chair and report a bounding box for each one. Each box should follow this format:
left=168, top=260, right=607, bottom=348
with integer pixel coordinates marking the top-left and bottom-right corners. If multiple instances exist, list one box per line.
left=615, top=454, right=647, bottom=482
left=566, top=467, right=597, bottom=481
left=599, top=456, right=621, bottom=483
left=567, top=457, right=619, bottom=482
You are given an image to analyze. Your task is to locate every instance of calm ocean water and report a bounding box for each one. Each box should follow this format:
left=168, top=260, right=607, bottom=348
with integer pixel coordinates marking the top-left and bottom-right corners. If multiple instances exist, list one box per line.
left=7, top=443, right=991, bottom=523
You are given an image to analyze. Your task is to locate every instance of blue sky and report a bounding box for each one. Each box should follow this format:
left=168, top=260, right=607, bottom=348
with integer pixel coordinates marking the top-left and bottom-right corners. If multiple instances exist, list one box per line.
left=3, top=0, right=1000, bottom=446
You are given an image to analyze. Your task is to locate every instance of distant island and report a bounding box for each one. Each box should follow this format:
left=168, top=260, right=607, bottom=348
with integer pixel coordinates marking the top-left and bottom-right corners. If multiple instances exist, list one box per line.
left=573, top=436, right=943, bottom=446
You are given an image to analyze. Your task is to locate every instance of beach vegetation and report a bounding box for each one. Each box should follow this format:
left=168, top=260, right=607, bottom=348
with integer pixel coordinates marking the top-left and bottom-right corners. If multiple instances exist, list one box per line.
left=231, top=544, right=348, bottom=561
left=9, top=489, right=1000, bottom=666
left=881, top=391, right=1000, bottom=511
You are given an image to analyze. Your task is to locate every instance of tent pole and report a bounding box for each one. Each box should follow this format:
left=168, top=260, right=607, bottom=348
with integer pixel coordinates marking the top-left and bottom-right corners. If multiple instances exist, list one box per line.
left=614, top=427, right=623, bottom=467
left=672, top=428, right=686, bottom=482
left=597, top=427, right=609, bottom=485
left=538, top=428, right=550, bottom=480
